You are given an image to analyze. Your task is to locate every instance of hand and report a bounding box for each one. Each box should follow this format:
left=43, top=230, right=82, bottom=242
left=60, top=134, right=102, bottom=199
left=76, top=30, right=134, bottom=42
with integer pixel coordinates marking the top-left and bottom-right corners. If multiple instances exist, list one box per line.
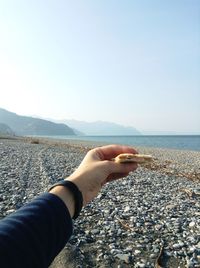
left=67, top=144, right=138, bottom=206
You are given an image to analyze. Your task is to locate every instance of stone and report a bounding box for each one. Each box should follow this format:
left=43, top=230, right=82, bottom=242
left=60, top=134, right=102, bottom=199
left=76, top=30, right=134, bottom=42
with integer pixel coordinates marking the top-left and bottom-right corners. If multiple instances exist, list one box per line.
left=124, top=206, right=130, bottom=212
left=134, top=250, right=141, bottom=255
left=6, top=209, right=15, bottom=214
left=188, top=246, right=196, bottom=254
left=115, top=253, right=131, bottom=263
left=178, top=241, right=185, bottom=247
left=91, top=229, right=99, bottom=235
left=189, top=222, right=196, bottom=228
left=166, top=204, right=176, bottom=209
left=150, top=253, right=157, bottom=258
left=136, top=262, right=146, bottom=268
left=173, top=243, right=181, bottom=249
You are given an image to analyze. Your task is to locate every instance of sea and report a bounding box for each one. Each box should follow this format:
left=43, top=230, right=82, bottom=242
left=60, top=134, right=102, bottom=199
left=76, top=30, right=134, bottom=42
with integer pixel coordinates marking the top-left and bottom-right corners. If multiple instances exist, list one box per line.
left=40, top=135, right=200, bottom=151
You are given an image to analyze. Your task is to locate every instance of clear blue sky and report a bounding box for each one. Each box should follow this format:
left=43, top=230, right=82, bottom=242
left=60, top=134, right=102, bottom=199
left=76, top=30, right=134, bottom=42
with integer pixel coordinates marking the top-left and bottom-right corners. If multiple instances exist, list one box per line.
left=0, top=0, right=199, bottom=133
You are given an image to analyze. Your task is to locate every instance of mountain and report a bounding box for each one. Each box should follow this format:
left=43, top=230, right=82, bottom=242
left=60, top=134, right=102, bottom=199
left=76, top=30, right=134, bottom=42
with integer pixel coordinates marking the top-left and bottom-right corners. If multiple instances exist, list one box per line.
left=0, top=123, right=15, bottom=135
left=0, top=108, right=75, bottom=136
left=56, top=119, right=141, bottom=135
left=72, top=128, right=85, bottom=136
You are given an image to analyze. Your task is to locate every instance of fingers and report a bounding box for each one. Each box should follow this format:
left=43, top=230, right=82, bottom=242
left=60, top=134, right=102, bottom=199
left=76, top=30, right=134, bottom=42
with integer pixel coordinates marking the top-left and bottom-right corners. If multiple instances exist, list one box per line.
left=94, top=144, right=138, bottom=161
left=109, top=161, right=138, bottom=174
left=98, top=160, right=137, bottom=175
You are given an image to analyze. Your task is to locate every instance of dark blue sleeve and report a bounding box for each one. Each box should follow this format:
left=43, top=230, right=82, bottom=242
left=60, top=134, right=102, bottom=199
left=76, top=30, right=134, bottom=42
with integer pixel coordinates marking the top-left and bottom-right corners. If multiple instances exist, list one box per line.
left=0, top=193, right=73, bottom=268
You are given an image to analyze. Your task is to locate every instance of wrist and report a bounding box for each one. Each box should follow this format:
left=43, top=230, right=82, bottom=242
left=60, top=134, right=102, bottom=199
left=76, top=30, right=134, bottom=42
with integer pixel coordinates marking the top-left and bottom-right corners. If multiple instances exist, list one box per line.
left=48, top=180, right=83, bottom=219
left=67, top=176, right=87, bottom=206
left=49, top=185, right=75, bottom=218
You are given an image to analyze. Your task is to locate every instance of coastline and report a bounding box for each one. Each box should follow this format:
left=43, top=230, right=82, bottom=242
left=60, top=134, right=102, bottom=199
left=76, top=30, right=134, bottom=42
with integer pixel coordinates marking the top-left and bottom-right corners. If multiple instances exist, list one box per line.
left=0, top=137, right=200, bottom=267
left=25, top=134, right=200, bottom=152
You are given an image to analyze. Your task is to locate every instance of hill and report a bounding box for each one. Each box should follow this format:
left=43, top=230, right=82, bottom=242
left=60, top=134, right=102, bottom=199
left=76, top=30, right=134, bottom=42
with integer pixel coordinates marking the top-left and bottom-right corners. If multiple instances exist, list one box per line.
left=0, top=108, right=75, bottom=136
left=57, top=119, right=141, bottom=135
left=0, top=123, right=15, bottom=135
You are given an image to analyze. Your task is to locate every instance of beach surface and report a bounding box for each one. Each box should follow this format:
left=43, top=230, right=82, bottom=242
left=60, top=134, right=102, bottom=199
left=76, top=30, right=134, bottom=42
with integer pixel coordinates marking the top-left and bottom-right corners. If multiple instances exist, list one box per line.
left=0, top=137, right=200, bottom=267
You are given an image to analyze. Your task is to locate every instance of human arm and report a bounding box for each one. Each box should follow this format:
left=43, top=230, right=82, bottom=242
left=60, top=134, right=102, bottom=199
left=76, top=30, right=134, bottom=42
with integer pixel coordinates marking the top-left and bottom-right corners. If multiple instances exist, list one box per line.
left=0, top=144, right=138, bottom=267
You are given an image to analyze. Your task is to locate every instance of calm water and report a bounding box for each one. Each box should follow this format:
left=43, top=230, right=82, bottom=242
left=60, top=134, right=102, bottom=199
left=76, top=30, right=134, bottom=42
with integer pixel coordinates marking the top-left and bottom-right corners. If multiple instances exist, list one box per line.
left=43, top=135, right=200, bottom=151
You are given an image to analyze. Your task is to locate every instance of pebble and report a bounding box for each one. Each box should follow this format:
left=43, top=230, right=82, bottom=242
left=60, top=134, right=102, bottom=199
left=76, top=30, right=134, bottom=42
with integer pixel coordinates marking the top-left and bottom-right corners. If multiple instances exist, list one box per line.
left=124, top=206, right=130, bottom=212
left=115, top=253, right=131, bottom=263
left=136, top=262, right=146, bottom=268
left=173, top=243, right=181, bottom=249
left=6, top=209, right=15, bottom=215
left=189, top=221, right=196, bottom=228
left=91, top=229, right=99, bottom=235
left=1, top=138, right=200, bottom=268
left=134, top=249, right=141, bottom=255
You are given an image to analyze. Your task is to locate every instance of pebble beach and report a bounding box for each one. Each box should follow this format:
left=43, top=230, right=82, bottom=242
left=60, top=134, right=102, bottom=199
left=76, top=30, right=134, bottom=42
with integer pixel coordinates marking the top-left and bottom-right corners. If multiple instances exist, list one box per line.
left=0, top=137, right=200, bottom=268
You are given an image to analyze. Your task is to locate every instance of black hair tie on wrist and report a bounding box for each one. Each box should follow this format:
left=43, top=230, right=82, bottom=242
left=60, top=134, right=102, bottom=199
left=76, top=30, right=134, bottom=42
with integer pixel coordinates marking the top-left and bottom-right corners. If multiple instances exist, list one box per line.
left=48, top=180, right=83, bottom=220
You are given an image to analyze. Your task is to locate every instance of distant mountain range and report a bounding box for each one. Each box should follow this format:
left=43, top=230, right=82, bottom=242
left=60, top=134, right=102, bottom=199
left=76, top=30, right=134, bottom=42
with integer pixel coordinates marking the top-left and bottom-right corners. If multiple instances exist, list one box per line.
left=0, top=108, right=75, bottom=136
left=55, top=119, right=141, bottom=136
left=2, top=109, right=194, bottom=136
left=0, top=107, right=141, bottom=136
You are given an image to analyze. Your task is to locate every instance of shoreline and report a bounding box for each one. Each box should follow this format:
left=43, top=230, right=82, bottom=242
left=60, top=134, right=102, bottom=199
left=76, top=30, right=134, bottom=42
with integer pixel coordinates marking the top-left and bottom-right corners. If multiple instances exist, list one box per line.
left=24, top=135, right=200, bottom=152
left=23, top=134, right=200, bottom=152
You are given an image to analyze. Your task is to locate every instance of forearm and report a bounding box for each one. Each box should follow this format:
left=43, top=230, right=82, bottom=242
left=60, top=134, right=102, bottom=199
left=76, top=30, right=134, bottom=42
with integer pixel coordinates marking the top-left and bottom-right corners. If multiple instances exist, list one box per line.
left=0, top=193, right=73, bottom=268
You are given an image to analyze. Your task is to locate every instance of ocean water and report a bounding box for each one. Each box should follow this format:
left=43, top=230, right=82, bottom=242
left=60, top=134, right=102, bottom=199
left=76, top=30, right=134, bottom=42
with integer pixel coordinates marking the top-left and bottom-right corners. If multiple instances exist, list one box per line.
left=44, top=135, right=200, bottom=151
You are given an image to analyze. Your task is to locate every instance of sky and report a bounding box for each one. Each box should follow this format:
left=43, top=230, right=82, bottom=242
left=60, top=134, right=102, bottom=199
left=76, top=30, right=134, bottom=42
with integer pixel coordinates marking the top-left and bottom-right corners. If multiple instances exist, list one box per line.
left=0, top=0, right=199, bottom=134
